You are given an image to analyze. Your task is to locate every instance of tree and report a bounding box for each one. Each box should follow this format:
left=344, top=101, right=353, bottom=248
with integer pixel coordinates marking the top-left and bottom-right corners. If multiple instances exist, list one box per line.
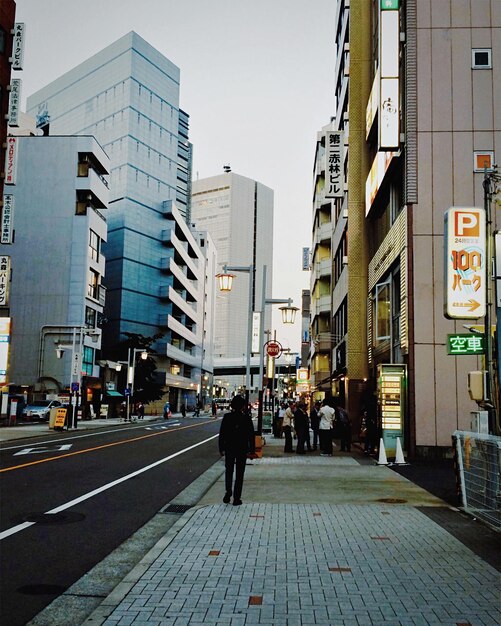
left=118, top=332, right=165, bottom=404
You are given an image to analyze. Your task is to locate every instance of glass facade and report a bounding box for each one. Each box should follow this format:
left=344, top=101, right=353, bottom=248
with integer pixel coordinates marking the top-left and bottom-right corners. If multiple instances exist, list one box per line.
left=26, top=32, right=192, bottom=355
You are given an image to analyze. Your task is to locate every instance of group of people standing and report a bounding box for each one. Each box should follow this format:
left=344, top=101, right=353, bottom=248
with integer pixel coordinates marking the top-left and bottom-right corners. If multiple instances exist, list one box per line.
left=276, top=398, right=353, bottom=456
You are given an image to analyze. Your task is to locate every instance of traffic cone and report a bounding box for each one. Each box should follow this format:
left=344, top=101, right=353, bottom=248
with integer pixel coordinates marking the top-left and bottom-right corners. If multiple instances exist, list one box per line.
left=376, top=438, right=388, bottom=465
left=394, top=437, right=407, bottom=465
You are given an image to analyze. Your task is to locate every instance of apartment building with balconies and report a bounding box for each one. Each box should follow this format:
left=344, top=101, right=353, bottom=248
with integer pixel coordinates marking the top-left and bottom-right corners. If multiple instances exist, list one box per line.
left=1, top=135, right=109, bottom=398
left=25, top=32, right=200, bottom=399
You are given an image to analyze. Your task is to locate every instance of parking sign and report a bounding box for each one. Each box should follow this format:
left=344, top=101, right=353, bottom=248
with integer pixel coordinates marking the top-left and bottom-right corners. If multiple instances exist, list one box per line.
left=444, top=207, right=486, bottom=319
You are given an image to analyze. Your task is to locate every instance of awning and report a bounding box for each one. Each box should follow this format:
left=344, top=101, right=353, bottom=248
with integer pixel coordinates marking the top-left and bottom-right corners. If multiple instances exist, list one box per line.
left=106, top=391, right=123, bottom=397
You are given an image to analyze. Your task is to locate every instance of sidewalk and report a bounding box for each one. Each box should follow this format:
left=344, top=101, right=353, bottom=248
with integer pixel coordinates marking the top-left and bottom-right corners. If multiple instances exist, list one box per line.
left=68, top=435, right=500, bottom=626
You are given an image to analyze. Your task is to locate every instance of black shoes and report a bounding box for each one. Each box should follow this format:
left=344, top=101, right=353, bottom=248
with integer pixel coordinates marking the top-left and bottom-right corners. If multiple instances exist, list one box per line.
left=233, top=499, right=242, bottom=506
left=223, top=492, right=231, bottom=504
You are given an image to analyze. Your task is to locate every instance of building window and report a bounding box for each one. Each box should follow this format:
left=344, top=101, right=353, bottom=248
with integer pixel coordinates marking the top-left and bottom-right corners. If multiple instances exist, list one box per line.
left=82, top=346, right=94, bottom=376
left=87, top=269, right=99, bottom=299
left=89, top=230, right=100, bottom=262
left=375, top=280, right=391, bottom=342
left=472, top=49, right=492, bottom=69
left=85, top=306, right=97, bottom=328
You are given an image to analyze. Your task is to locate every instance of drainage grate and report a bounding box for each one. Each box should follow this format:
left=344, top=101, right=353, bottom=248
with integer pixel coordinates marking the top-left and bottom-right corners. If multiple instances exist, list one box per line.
left=16, top=512, right=85, bottom=525
left=160, top=504, right=192, bottom=514
left=376, top=498, right=407, bottom=504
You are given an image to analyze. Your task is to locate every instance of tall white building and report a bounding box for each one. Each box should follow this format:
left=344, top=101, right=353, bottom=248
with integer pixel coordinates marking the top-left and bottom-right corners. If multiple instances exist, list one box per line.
left=191, top=171, right=274, bottom=394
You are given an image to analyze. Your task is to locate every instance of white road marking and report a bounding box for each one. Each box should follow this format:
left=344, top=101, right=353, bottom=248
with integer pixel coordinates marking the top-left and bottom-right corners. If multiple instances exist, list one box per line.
left=14, top=444, right=73, bottom=456
left=145, top=421, right=181, bottom=430
left=0, top=434, right=218, bottom=541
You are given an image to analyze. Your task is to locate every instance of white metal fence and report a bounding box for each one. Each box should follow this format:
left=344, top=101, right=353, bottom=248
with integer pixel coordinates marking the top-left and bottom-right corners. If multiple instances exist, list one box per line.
left=453, top=430, right=501, bottom=531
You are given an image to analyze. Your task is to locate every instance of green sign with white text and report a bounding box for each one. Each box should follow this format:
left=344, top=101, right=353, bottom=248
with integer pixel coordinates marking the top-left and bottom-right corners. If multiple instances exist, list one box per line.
left=381, top=0, right=399, bottom=9
left=447, top=334, right=484, bottom=355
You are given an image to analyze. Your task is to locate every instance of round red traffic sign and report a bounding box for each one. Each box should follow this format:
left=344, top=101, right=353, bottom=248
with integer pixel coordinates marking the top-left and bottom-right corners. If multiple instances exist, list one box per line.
left=265, top=340, right=282, bottom=358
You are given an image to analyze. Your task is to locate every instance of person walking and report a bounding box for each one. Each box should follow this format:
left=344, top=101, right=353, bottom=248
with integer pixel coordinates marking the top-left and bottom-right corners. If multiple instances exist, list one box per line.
left=282, top=402, right=295, bottom=452
left=336, top=404, right=352, bottom=452
left=319, top=399, right=335, bottom=456
left=180, top=403, right=186, bottom=418
left=310, top=401, right=321, bottom=451
left=294, top=401, right=309, bottom=454
left=218, top=395, right=256, bottom=506
left=137, top=401, right=144, bottom=419
left=211, top=400, right=217, bottom=418
left=163, top=401, right=171, bottom=420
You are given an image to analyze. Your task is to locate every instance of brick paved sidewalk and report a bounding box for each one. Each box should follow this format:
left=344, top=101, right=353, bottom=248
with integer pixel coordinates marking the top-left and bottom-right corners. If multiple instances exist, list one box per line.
left=97, top=502, right=500, bottom=626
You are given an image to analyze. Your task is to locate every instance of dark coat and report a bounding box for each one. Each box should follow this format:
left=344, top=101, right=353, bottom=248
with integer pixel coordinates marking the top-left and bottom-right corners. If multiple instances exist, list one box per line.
left=219, top=410, right=255, bottom=456
left=294, top=407, right=309, bottom=434
left=309, top=407, right=320, bottom=430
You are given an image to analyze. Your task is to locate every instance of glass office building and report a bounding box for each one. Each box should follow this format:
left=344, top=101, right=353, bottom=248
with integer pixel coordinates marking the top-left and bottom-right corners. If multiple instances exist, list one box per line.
left=26, top=32, right=194, bottom=368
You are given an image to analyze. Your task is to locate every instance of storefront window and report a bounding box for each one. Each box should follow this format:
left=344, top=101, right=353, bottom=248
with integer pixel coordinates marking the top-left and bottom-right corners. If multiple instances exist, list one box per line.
left=375, top=280, right=391, bottom=341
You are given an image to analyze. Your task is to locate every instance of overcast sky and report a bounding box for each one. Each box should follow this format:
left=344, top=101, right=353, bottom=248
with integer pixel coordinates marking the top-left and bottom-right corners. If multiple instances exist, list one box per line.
left=14, top=0, right=335, bottom=352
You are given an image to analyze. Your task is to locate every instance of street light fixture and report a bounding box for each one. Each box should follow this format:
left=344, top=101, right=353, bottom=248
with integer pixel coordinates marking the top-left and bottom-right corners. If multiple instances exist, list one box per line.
left=217, top=264, right=254, bottom=403
left=119, top=348, right=149, bottom=421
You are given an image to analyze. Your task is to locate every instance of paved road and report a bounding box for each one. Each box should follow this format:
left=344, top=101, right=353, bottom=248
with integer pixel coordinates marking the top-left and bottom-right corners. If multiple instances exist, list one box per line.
left=0, top=417, right=220, bottom=626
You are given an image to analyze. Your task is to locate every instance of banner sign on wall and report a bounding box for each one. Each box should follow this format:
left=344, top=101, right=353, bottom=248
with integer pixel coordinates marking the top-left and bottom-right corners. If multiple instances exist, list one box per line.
left=1, top=195, right=14, bottom=244
left=8, top=79, right=21, bottom=127
left=11, top=23, right=26, bottom=70
left=0, top=257, right=11, bottom=306
left=378, top=5, right=400, bottom=150
left=324, top=131, right=344, bottom=198
left=5, top=137, right=18, bottom=185
left=444, top=207, right=486, bottom=319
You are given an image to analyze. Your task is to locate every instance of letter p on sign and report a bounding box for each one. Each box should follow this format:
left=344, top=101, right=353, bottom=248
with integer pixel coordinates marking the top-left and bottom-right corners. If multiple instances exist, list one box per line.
left=455, top=211, right=480, bottom=237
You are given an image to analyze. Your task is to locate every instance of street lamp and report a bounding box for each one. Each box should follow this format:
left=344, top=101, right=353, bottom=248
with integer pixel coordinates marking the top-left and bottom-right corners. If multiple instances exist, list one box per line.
left=217, top=264, right=254, bottom=403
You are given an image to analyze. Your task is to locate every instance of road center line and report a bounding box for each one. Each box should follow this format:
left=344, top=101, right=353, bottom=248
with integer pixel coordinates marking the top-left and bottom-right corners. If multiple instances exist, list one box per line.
left=0, top=434, right=218, bottom=541
left=0, top=421, right=210, bottom=472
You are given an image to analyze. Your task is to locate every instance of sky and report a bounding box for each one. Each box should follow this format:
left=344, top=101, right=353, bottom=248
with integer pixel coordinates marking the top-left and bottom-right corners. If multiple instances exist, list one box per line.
left=14, top=0, right=335, bottom=353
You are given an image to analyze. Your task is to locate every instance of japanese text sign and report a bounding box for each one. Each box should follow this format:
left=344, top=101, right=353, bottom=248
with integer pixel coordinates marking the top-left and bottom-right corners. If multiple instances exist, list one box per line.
left=8, top=79, right=21, bottom=127
left=5, top=137, right=18, bottom=185
left=444, top=207, right=485, bottom=319
left=447, top=334, right=484, bottom=356
left=0, top=257, right=11, bottom=306
left=11, top=23, right=25, bottom=70
left=325, top=131, right=344, bottom=198
left=2, top=194, right=14, bottom=244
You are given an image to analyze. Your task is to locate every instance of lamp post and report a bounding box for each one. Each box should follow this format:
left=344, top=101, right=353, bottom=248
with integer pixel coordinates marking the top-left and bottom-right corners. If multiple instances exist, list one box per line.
left=217, top=264, right=254, bottom=404
left=217, top=264, right=298, bottom=433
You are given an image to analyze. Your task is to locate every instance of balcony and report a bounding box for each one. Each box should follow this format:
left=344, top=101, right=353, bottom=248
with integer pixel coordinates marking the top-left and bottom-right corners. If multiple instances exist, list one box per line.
left=313, top=294, right=331, bottom=316
left=314, top=221, right=332, bottom=247
left=314, top=258, right=331, bottom=279
left=76, top=167, right=109, bottom=208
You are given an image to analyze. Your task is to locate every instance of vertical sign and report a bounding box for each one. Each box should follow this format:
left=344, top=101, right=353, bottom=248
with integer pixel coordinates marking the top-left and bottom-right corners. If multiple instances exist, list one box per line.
left=5, top=137, right=18, bottom=185
left=324, top=130, right=344, bottom=198
left=0, top=257, right=11, bottom=306
left=2, top=195, right=14, bottom=244
left=302, top=247, right=310, bottom=271
left=11, top=23, right=26, bottom=70
left=0, top=318, right=11, bottom=385
left=379, top=6, right=400, bottom=149
left=444, top=207, right=486, bottom=319
left=251, top=312, right=260, bottom=354
left=8, top=79, right=21, bottom=127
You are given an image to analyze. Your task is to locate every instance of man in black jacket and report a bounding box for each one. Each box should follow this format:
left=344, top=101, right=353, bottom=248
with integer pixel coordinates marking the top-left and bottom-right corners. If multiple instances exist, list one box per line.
left=219, top=395, right=256, bottom=506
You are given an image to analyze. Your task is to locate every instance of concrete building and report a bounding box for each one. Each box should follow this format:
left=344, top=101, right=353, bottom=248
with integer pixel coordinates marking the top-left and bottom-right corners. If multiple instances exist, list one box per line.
left=1, top=135, right=109, bottom=410
left=324, top=0, right=500, bottom=457
left=25, top=32, right=205, bottom=404
left=191, top=171, right=274, bottom=395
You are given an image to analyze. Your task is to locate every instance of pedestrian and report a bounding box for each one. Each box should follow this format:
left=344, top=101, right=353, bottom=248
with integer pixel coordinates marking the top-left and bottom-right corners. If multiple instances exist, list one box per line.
left=319, top=399, right=335, bottom=455
left=294, top=401, right=309, bottom=454
left=310, top=401, right=321, bottom=450
left=120, top=401, right=127, bottom=422
left=363, top=399, right=378, bottom=455
left=137, top=401, right=144, bottom=419
left=211, top=400, right=217, bottom=417
left=180, top=403, right=186, bottom=418
left=193, top=401, right=201, bottom=417
left=218, top=395, right=256, bottom=506
left=276, top=403, right=286, bottom=438
left=282, top=402, right=295, bottom=452
left=163, top=401, right=171, bottom=419
left=336, top=404, right=352, bottom=452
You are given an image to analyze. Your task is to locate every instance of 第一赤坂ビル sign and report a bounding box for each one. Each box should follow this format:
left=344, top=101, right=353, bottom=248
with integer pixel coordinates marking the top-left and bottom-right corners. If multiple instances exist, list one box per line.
left=444, top=207, right=485, bottom=319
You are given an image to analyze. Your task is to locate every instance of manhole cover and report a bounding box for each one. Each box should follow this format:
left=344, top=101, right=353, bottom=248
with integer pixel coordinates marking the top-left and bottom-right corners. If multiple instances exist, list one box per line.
left=16, top=512, right=85, bottom=525
left=160, top=504, right=192, bottom=514
left=376, top=498, right=407, bottom=504
left=17, top=584, right=67, bottom=595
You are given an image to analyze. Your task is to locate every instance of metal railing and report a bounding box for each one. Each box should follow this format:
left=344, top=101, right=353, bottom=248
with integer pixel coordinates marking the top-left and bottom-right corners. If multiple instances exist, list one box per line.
left=453, top=430, right=501, bottom=531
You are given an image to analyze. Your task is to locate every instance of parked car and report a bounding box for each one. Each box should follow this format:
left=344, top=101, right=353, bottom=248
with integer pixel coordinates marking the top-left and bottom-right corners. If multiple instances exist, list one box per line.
left=22, top=400, right=62, bottom=422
